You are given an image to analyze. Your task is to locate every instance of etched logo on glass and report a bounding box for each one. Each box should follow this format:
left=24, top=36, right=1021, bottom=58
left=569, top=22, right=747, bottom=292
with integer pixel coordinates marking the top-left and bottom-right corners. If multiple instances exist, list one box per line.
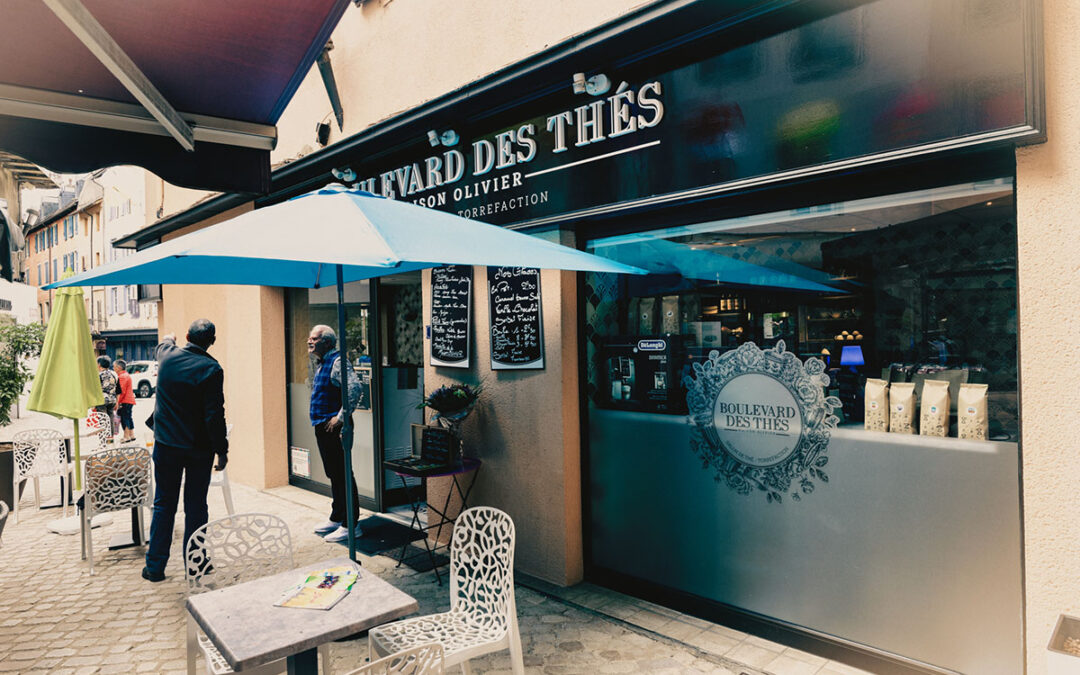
left=712, top=374, right=803, bottom=467
left=685, top=341, right=840, bottom=503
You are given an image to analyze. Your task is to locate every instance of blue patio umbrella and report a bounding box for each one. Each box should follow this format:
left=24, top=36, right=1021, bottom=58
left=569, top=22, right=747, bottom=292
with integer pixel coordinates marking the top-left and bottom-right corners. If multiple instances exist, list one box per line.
left=47, top=185, right=644, bottom=560
left=594, top=237, right=841, bottom=293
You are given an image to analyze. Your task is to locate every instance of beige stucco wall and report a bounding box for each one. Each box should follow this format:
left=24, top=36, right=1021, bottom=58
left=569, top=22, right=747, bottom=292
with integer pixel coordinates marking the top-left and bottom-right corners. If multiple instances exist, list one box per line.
left=423, top=257, right=583, bottom=586
left=273, top=0, right=648, bottom=164
left=1016, top=0, right=1080, bottom=670
left=157, top=203, right=290, bottom=490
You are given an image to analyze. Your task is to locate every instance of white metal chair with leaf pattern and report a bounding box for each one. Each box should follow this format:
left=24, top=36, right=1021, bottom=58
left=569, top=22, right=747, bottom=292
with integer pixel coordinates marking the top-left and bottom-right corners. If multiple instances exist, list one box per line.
left=80, top=445, right=152, bottom=574
left=369, top=507, right=523, bottom=675
left=184, top=513, right=330, bottom=675
left=345, top=643, right=444, bottom=675
left=12, top=428, right=71, bottom=522
left=89, top=410, right=112, bottom=452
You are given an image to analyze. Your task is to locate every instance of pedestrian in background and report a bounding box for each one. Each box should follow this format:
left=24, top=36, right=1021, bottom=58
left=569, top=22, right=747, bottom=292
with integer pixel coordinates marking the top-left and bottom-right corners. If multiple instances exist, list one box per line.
left=306, top=324, right=364, bottom=543
left=96, top=355, right=118, bottom=440
left=142, top=319, right=228, bottom=583
left=114, top=359, right=137, bottom=443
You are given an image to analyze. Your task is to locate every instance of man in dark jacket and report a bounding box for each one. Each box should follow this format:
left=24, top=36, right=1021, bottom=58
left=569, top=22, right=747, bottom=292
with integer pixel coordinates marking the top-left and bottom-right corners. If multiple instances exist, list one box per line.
left=142, top=319, right=228, bottom=582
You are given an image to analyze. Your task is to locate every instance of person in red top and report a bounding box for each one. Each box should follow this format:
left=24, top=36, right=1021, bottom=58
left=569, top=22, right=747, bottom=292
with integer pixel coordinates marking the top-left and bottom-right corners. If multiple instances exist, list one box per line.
left=114, top=359, right=138, bottom=442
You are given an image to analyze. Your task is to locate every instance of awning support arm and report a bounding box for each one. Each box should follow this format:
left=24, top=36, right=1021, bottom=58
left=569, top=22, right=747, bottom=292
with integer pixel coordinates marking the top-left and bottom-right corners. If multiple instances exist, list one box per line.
left=42, top=0, right=196, bottom=152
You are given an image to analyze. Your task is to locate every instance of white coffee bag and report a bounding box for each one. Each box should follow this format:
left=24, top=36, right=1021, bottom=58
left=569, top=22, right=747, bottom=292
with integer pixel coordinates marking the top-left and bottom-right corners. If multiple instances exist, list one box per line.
left=889, top=382, right=916, bottom=434
left=920, top=379, right=950, bottom=437
left=957, top=383, right=989, bottom=440
left=864, top=378, right=889, bottom=431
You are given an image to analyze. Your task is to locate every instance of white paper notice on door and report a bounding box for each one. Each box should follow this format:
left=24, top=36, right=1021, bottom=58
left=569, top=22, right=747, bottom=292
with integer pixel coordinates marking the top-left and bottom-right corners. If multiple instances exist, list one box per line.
left=290, top=446, right=311, bottom=478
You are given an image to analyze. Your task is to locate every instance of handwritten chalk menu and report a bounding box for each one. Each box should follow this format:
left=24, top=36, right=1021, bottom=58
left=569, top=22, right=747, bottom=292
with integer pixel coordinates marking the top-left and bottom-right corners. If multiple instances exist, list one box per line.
left=430, top=265, right=472, bottom=368
left=488, top=266, right=545, bottom=370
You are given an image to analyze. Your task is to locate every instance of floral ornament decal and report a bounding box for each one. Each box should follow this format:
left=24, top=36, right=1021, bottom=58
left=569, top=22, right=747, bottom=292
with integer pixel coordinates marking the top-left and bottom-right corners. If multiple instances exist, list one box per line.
left=684, top=340, right=840, bottom=503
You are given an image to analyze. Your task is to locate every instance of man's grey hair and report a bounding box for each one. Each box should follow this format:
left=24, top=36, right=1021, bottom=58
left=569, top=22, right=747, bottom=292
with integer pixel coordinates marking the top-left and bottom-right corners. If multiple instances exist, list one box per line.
left=188, top=318, right=216, bottom=349
left=312, top=324, right=337, bottom=349
left=114, top=359, right=126, bottom=370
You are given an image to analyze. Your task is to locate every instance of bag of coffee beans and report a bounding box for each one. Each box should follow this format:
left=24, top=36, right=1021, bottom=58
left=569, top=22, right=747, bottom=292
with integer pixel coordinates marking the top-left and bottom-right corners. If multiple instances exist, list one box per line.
left=957, top=383, right=989, bottom=440
left=889, top=382, right=916, bottom=434
left=920, top=379, right=950, bottom=437
left=864, top=378, right=889, bottom=431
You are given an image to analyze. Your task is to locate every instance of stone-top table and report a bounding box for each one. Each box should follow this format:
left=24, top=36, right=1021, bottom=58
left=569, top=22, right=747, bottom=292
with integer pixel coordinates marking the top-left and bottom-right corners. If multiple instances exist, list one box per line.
left=186, top=556, right=418, bottom=673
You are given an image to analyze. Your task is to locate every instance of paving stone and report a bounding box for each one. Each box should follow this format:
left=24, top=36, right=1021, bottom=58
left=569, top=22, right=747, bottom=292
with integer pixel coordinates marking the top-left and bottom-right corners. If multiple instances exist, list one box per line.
left=0, top=463, right=848, bottom=675
left=766, top=653, right=823, bottom=675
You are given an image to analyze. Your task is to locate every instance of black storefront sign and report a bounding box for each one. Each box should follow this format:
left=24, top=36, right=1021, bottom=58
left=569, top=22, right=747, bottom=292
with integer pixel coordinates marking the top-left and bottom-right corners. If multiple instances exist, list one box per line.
left=352, top=0, right=1040, bottom=228
left=488, top=266, right=544, bottom=370
left=429, top=265, right=472, bottom=368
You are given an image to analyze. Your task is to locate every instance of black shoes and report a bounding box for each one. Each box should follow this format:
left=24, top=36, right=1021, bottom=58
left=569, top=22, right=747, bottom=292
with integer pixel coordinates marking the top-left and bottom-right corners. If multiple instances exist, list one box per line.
left=141, top=566, right=165, bottom=582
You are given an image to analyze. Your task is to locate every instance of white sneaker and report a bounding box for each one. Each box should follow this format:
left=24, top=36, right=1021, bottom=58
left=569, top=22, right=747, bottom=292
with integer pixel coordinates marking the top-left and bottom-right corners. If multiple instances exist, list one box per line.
left=323, top=525, right=363, bottom=543
left=314, top=520, right=341, bottom=535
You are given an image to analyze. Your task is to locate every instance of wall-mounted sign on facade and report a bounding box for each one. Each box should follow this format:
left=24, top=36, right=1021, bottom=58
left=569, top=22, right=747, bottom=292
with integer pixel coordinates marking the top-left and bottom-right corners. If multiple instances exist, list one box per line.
left=430, top=265, right=472, bottom=368
left=488, top=266, right=544, bottom=370
left=685, top=341, right=839, bottom=503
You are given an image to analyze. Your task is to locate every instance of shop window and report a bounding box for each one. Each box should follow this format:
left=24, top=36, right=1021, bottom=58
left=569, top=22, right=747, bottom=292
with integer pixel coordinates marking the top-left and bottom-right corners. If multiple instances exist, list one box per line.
left=585, top=177, right=1018, bottom=439
left=583, top=177, right=1022, bottom=672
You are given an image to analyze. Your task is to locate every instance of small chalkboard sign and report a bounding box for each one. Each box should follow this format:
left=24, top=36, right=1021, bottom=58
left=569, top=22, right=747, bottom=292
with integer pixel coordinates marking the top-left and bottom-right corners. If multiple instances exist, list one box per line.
left=430, top=266, right=472, bottom=368
left=411, top=424, right=459, bottom=464
left=488, top=266, right=544, bottom=370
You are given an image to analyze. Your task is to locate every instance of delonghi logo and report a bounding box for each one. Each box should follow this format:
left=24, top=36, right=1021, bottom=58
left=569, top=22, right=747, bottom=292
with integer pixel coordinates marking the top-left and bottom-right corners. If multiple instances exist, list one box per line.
left=684, top=341, right=840, bottom=504
left=637, top=339, right=666, bottom=351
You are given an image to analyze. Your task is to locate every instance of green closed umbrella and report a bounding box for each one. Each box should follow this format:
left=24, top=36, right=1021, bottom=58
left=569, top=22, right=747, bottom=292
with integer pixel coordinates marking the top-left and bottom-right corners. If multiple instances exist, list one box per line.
left=27, top=276, right=103, bottom=489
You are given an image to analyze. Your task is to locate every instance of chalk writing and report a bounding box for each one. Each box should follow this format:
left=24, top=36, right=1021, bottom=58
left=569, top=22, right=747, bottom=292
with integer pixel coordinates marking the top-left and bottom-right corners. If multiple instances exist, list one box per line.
left=488, top=266, right=544, bottom=369
left=430, top=266, right=472, bottom=368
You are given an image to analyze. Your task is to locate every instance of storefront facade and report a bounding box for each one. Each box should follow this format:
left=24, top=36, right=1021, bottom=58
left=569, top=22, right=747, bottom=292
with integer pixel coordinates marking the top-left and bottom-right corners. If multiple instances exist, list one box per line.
left=127, top=0, right=1080, bottom=671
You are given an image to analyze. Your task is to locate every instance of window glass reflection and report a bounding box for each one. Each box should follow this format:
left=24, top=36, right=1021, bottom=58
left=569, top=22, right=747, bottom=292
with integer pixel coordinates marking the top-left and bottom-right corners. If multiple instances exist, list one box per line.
left=585, top=178, right=1018, bottom=439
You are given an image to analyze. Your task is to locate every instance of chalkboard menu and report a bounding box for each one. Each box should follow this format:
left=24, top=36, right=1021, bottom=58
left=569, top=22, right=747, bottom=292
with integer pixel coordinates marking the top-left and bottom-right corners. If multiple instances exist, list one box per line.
left=488, top=266, right=544, bottom=370
left=430, top=265, right=472, bottom=368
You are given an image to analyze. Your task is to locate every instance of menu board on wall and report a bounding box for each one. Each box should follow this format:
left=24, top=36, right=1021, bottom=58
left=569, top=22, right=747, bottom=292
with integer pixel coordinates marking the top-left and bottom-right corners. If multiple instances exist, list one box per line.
left=430, top=265, right=471, bottom=368
left=488, top=266, right=544, bottom=370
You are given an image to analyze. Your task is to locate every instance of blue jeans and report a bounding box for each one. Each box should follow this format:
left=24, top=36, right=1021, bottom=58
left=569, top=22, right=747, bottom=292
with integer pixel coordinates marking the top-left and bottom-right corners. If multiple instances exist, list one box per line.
left=145, top=443, right=214, bottom=575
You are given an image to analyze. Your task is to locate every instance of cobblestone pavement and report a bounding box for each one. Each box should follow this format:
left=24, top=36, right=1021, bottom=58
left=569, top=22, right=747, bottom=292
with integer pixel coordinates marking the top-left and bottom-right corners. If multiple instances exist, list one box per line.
left=0, top=475, right=743, bottom=675
left=0, top=399, right=874, bottom=675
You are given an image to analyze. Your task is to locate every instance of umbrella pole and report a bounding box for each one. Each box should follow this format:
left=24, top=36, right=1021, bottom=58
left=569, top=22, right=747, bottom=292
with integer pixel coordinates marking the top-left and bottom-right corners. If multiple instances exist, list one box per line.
left=337, top=265, right=357, bottom=563
left=73, top=419, right=82, bottom=491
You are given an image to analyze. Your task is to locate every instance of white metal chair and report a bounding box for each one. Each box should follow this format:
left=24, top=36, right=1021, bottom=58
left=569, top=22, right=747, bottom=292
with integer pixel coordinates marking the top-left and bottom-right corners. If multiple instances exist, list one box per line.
left=80, top=445, right=151, bottom=574
left=345, top=644, right=444, bottom=675
left=369, top=507, right=524, bottom=675
left=12, top=428, right=71, bottom=522
left=89, top=410, right=112, bottom=451
left=184, top=513, right=329, bottom=675
left=208, top=424, right=236, bottom=515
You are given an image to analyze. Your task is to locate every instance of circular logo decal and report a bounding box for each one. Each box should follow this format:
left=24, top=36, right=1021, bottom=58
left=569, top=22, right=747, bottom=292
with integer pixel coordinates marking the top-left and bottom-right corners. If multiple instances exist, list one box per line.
left=966, top=406, right=976, bottom=415
left=685, top=341, right=840, bottom=504
left=930, top=405, right=938, bottom=414
left=712, top=374, right=803, bottom=468
left=870, top=401, right=879, bottom=410
left=895, top=404, right=905, bottom=412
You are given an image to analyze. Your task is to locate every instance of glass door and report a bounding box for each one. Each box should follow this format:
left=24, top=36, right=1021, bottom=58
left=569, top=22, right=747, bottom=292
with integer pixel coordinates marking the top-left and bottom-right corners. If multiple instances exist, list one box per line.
left=376, top=271, right=425, bottom=508
left=286, top=282, right=378, bottom=509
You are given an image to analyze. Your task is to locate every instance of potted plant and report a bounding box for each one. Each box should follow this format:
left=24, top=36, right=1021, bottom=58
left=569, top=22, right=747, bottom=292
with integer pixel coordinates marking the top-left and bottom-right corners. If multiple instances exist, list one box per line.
left=418, top=383, right=481, bottom=440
